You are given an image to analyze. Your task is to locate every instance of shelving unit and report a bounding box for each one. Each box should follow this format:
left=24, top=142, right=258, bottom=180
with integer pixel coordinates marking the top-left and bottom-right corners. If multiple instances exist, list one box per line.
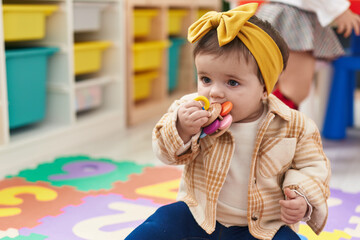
left=0, top=0, right=126, bottom=175
left=0, top=0, right=220, bottom=175
left=0, top=4, right=7, bottom=146
left=126, top=0, right=221, bottom=125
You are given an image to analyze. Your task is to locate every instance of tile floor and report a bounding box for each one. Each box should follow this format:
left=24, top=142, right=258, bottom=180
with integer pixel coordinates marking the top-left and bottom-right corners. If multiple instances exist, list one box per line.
left=322, top=128, right=360, bottom=193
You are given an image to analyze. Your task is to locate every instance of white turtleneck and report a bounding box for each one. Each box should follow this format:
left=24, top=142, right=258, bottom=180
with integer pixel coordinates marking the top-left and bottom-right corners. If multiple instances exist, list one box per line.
left=216, top=108, right=267, bottom=227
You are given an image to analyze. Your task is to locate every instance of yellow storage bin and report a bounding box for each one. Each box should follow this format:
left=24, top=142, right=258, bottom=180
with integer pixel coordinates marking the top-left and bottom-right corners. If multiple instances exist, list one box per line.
left=198, top=9, right=211, bottom=19
left=133, top=41, right=170, bottom=71
left=74, top=41, right=111, bottom=75
left=134, top=71, right=159, bottom=101
left=133, top=9, right=158, bottom=38
left=3, top=4, right=58, bottom=42
left=168, top=9, right=188, bottom=35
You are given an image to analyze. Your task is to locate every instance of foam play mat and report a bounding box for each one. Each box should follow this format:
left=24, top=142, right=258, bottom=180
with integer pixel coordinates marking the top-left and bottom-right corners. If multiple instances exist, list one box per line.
left=0, top=155, right=359, bottom=239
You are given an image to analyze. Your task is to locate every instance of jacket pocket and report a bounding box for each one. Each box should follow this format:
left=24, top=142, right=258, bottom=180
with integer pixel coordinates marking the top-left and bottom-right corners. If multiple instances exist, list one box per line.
left=258, top=137, right=297, bottom=178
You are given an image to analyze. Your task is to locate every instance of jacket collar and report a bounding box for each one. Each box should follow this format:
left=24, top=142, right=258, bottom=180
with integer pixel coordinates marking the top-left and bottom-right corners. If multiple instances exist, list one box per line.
left=266, top=94, right=292, bottom=121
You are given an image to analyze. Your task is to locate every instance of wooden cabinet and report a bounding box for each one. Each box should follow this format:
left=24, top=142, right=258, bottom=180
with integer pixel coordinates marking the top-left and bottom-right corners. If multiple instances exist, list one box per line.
left=126, top=0, right=221, bottom=125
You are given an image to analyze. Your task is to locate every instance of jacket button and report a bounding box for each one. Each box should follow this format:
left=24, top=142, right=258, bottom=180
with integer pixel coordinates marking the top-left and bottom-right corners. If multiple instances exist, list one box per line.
left=251, top=213, right=258, bottom=221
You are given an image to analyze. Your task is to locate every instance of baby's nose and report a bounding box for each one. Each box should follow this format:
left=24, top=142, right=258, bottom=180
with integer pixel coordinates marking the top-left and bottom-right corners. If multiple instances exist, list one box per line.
left=209, top=85, right=225, bottom=99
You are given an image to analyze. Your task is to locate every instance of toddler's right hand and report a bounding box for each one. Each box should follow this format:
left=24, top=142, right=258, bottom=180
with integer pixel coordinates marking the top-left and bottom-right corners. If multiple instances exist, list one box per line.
left=176, top=100, right=210, bottom=143
left=334, top=9, right=360, bottom=38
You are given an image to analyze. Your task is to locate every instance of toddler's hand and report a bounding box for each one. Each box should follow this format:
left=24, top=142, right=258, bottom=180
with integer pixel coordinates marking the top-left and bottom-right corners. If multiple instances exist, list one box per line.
left=176, top=100, right=210, bottom=143
left=334, top=9, right=360, bottom=38
left=279, top=188, right=308, bottom=225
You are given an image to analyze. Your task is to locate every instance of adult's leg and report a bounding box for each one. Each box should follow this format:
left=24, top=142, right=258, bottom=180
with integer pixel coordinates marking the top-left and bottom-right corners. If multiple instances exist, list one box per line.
left=125, top=201, right=212, bottom=240
left=272, top=226, right=301, bottom=240
left=277, top=51, right=316, bottom=106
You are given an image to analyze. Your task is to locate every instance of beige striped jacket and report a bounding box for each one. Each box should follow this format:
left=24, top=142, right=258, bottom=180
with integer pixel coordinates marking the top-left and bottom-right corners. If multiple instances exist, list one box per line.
left=152, top=93, right=331, bottom=240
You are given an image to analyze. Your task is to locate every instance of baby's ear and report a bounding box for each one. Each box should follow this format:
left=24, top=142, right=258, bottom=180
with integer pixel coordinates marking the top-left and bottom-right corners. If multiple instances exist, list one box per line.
left=262, top=86, right=268, bottom=98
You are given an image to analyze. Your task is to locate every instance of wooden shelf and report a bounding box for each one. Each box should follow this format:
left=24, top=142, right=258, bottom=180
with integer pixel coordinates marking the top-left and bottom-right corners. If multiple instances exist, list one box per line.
left=126, top=0, right=221, bottom=126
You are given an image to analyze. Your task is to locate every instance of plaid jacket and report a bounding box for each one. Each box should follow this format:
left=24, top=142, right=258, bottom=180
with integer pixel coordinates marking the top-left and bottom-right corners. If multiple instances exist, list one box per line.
left=152, top=93, right=331, bottom=240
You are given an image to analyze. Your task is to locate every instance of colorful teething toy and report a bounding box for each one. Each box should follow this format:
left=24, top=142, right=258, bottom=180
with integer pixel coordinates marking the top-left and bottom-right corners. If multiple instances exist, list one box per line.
left=194, top=96, right=233, bottom=138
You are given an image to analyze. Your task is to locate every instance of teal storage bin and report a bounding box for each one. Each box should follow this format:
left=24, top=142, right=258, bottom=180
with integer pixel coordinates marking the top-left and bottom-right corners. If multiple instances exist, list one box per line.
left=5, top=47, right=59, bottom=129
left=168, top=37, right=185, bottom=91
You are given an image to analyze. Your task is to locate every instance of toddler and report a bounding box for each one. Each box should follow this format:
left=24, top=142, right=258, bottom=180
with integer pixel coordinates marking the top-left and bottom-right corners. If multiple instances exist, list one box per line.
left=126, top=3, right=331, bottom=240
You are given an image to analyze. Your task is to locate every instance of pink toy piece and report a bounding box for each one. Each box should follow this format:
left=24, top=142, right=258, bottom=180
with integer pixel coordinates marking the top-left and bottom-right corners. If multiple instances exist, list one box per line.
left=203, top=119, right=220, bottom=135
left=218, top=114, right=232, bottom=130
left=210, top=115, right=232, bottom=138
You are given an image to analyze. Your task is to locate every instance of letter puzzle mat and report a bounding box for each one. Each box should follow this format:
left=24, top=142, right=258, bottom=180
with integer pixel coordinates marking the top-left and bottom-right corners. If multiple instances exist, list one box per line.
left=0, top=155, right=359, bottom=239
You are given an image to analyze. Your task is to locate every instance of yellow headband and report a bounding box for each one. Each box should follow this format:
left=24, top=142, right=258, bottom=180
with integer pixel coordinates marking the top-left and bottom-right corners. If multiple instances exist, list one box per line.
left=188, top=3, right=283, bottom=95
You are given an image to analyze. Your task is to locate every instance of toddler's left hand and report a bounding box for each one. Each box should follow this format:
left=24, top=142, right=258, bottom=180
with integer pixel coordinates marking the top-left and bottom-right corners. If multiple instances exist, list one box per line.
left=279, top=188, right=308, bottom=224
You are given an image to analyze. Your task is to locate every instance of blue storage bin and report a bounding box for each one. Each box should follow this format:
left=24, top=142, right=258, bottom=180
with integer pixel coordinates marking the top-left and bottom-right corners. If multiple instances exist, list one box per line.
left=168, top=37, right=185, bottom=91
left=5, top=47, right=59, bottom=129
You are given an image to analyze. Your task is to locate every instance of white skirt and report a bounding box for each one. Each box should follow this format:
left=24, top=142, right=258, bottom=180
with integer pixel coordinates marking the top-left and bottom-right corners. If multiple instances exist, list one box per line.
left=256, top=2, right=345, bottom=59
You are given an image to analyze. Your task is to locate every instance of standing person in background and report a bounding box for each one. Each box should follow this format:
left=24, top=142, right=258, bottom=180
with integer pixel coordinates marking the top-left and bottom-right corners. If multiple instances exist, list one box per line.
left=254, top=0, right=360, bottom=109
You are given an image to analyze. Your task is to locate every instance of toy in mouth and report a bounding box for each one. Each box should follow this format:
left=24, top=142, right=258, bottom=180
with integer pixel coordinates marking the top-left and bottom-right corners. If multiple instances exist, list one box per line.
left=194, top=96, right=233, bottom=138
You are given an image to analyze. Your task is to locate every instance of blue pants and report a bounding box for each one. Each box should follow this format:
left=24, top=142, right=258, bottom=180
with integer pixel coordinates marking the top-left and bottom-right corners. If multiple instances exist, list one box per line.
left=125, top=201, right=301, bottom=240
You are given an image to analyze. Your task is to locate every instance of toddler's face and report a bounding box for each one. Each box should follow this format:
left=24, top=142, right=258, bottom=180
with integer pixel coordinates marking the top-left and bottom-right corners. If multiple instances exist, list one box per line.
left=195, top=52, right=267, bottom=123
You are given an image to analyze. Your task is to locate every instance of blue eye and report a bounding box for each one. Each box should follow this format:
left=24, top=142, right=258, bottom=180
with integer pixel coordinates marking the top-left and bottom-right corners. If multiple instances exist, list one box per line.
left=228, top=80, right=239, bottom=87
left=201, top=76, right=211, bottom=84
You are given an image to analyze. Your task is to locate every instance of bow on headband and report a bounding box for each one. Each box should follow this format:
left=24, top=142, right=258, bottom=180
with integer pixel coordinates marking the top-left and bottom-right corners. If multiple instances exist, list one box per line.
left=188, top=3, right=284, bottom=95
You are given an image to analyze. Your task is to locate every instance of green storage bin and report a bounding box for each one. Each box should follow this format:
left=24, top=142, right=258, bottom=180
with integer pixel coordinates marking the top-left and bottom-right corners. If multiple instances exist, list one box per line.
left=5, top=47, right=59, bottom=129
left=168, top=37, right=185, bottom=91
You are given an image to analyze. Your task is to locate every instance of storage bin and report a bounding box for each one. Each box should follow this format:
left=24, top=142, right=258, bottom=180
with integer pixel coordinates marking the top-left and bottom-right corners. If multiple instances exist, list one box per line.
left=168, top=9, right=188, bottom=35
left=198, top=9, right=211, bottom=19
left=76, top=85, right=103, bottom=111
left=73, top=3, right=109, bottom=32
left=168, top=37, right=185, bottom=91
left=134, top=71, right=158, bottom=101
left=5, top=47, right=59, bottom=129
left=133, top=41, right=170, bottom=71
left=133, top=9, right=159, bottom=38
left=74, top=41, right=111, bottom=75
left=3, top=4, right=58, bottom=42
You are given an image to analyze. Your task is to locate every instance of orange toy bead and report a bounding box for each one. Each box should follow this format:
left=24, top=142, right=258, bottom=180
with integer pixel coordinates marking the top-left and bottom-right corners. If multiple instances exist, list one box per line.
left=220, top=101, right=233, bottom=117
